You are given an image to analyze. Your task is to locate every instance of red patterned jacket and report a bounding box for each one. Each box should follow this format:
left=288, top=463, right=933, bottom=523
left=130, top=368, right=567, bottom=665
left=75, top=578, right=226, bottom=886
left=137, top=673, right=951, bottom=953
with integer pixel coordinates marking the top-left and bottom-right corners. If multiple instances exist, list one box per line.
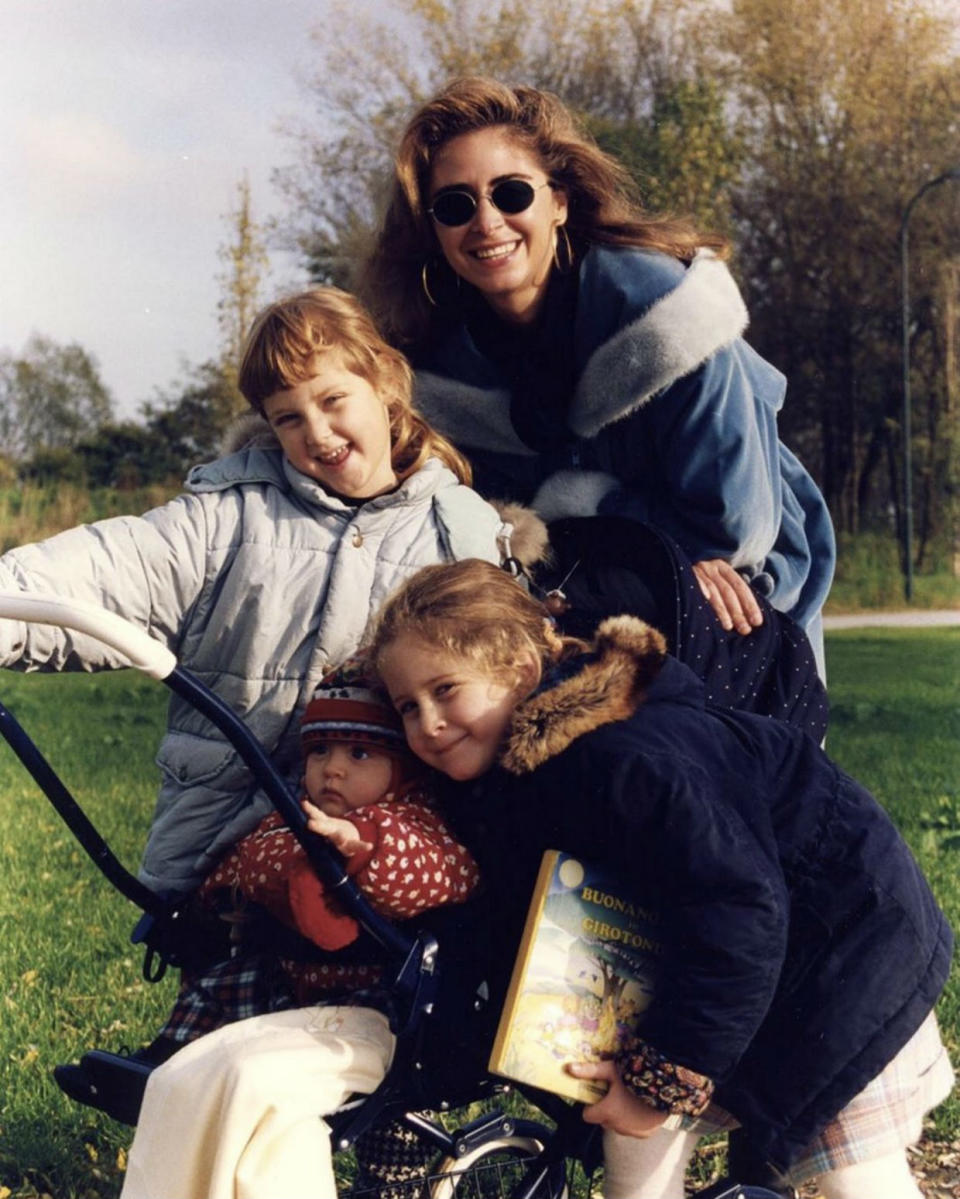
left=199, top=791, right=479, bottom=1002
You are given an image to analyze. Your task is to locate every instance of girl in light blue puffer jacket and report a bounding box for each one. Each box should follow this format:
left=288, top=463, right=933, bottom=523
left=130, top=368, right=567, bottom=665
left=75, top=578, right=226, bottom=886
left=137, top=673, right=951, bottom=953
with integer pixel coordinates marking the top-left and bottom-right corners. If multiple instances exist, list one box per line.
left=0, top=287, right=510, bottom=896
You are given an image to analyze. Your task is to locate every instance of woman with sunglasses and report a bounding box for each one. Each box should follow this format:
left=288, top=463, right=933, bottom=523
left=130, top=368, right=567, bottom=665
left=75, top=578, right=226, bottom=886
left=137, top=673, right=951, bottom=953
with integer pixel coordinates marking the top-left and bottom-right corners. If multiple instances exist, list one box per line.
left=360, top=76, right=836, bottom=674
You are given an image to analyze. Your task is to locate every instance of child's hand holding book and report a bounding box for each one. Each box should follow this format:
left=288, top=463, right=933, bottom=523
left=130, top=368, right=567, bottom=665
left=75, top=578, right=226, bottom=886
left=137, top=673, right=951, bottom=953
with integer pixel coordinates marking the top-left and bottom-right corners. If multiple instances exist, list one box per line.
left=567, top=1060, right=669, bottom=1138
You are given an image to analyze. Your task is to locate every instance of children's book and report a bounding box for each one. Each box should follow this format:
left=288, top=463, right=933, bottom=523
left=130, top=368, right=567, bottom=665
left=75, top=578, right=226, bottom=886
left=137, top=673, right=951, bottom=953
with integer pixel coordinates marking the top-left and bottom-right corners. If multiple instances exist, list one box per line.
left=489, top=849, right=662, bottom=1104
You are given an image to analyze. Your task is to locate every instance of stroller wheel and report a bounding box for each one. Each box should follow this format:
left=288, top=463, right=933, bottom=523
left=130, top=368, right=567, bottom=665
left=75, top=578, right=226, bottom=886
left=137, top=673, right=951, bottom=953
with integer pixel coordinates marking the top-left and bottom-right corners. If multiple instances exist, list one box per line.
left=429, top=1132, right=567, bottom=1199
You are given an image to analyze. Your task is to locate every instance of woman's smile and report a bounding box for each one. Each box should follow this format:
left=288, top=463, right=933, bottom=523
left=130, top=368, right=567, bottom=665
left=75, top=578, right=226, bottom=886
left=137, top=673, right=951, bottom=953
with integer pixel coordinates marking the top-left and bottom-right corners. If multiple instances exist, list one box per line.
left=472, top=239, right=521, bottom=262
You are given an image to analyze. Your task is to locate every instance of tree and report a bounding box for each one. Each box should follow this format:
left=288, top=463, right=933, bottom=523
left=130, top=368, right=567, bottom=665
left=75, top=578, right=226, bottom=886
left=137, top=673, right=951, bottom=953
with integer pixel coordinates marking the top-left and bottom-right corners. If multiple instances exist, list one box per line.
left=75, top=421, right=184, bottom=488
left=141, top=358, right=246, bottom=469
left=19, top=356, right=244, bottom=490
left=114, top=177, right=272, bottom=486
left=586, top=77, right=742, bottom=238
left=217, top=174, right=269, bottom=397
left=0, top=335, right=113, bottom=460
left=714, top=0, right=960, bottom=538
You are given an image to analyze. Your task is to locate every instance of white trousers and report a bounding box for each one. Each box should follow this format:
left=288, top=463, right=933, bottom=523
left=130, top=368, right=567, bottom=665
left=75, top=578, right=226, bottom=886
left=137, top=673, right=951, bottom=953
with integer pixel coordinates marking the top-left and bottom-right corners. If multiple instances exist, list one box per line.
left=120, top=1005, right=395, bottom=1199
left=602, top=1130, right=924, bottom=1199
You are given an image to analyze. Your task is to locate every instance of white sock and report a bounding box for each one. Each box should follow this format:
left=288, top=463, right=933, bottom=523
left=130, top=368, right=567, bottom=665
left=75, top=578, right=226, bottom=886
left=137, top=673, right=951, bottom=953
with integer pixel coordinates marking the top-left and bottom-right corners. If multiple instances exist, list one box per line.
left=601, top=1128, right=702, bottom=1199
left=817, top=1150, right=924, bottom=1199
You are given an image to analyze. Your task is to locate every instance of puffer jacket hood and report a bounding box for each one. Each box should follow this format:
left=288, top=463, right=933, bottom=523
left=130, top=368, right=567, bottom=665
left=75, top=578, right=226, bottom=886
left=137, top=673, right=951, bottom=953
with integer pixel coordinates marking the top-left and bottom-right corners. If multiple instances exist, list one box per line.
left=211, top=415, right=553, bottom=571
left=218, top=412, right=279, bottom=456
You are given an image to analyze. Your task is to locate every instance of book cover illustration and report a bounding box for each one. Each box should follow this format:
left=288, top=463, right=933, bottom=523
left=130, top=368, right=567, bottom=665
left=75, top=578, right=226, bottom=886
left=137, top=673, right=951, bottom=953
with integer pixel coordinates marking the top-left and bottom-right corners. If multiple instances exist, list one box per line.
left=489, top=849, right=662, bottom=1104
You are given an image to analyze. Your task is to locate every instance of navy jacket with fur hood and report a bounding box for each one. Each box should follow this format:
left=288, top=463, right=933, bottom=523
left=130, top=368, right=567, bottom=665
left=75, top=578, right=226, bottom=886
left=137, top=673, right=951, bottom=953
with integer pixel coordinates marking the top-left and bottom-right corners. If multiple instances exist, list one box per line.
left=441, top=618, right=951, bottom=1170
left=414, top=246, right=836, bottom=649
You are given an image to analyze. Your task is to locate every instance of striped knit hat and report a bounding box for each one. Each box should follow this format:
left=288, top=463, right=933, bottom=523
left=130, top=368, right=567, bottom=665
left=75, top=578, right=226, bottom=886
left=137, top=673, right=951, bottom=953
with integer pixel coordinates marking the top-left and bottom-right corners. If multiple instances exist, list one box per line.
left=301, top=655, right=405, bottom=757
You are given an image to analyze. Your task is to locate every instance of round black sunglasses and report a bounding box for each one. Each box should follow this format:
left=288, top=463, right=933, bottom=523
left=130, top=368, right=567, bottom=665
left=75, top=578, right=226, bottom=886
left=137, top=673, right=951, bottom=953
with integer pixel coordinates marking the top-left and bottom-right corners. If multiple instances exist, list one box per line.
left=428, top=179, right=551, bottom=228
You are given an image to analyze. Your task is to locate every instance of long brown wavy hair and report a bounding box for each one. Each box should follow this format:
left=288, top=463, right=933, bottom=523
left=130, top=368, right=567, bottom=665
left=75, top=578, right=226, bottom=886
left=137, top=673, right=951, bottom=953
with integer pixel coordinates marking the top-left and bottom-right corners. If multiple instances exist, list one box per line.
left=238, top=287, right=472, bottom=484
left=359, top=76, right=729, bottom=345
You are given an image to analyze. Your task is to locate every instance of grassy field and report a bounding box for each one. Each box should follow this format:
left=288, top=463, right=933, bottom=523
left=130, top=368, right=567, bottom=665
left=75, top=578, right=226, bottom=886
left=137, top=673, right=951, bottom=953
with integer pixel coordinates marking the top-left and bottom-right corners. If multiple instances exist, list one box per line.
left=0, top=629, right=956, bottom=1198
left=0, top=672, right=176, bottom=1198
left=0, top=485, right=178, bottom=555
left=823, top=628, right=960, bottom=1141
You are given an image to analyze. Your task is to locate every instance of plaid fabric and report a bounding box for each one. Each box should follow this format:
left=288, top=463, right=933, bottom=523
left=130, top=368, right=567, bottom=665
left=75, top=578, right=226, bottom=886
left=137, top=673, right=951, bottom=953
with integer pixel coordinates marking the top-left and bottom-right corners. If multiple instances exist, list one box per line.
left=666, top=1010, right=955, bottom=1182
left=155, top=951, right=390, bottom=1047
left=789, top=1010, right=955, bottom=1182
left=156, top=954, right=296, bottom=1046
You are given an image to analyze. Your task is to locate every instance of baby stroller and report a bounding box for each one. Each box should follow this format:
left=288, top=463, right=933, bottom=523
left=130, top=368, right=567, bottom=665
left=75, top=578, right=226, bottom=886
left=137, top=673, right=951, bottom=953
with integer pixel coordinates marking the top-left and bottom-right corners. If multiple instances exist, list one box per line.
left=0, top=590, right=791, bottom=1199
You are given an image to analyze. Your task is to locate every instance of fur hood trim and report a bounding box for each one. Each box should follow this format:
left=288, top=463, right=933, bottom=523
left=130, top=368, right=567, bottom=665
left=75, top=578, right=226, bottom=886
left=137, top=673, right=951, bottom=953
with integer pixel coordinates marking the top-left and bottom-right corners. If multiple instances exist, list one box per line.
left=489, top=500, right=551, bottom=568
left=500, top=616, right=667, bottom=775
left=220, top=413, right=279, bottom=455
left=413, top=250, right=747, bottom=455
left=571, top=250, right=747, bottom=439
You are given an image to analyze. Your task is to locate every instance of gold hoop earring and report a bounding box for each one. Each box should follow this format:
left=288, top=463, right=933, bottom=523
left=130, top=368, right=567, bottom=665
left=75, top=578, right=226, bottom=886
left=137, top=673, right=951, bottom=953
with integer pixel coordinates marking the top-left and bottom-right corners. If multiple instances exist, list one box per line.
left=552, top=224, right=574, bottom=274
left=421, top=261, right=438, bottom=307
left=421, top=259, right=461, bottom=306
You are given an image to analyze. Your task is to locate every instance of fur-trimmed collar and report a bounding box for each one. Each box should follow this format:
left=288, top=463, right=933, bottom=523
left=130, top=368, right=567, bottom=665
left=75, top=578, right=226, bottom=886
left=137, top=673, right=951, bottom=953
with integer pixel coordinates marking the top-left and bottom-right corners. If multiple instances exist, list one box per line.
left=571, top=249, right=747, bottom=439
left=414, top=249, right=748, bottom=454
left=220, top=412, right=279, bottom=455
left=500, top=616, right=667, bottom=775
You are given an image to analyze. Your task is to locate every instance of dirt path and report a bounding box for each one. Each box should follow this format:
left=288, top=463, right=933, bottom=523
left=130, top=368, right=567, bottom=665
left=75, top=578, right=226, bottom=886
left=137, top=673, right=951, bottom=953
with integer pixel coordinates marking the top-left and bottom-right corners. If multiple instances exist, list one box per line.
left=824, top=610, right=960, bottom=629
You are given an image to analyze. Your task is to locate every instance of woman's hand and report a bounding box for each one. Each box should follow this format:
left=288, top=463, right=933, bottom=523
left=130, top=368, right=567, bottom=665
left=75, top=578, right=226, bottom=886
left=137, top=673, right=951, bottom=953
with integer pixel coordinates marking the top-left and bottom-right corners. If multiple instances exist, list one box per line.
left=301, top=798, right=374, bottom=855
left=692, top=558, right=764, bottom=635
left=566, top=1061, right=670, bottom=1138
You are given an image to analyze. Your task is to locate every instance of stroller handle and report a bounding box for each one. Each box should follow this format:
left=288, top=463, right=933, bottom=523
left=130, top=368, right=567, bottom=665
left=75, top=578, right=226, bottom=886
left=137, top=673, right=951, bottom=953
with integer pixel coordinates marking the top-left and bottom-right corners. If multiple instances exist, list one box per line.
left=0, top=591, right=177, bottom=680
left=0, top=587, right=424, bottom=971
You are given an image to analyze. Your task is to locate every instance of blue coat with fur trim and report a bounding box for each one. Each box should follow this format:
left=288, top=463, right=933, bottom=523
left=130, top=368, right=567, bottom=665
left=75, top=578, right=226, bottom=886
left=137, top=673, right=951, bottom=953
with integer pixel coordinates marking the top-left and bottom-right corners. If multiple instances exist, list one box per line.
left=438, top=617, right=951, bottom=1171
left=413, top=246, right=836, bottom=642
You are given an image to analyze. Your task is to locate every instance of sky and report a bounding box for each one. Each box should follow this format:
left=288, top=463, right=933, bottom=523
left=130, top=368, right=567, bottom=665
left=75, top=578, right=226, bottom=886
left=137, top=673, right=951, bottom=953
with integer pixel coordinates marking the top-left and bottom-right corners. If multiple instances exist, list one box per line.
left=0, top=0, right=347, bottom=420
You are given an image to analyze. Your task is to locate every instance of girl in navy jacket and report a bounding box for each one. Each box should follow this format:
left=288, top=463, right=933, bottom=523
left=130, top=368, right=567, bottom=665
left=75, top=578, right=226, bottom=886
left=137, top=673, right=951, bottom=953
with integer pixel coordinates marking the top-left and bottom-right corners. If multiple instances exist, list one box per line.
left=370, top=559, right=953, bottom=1199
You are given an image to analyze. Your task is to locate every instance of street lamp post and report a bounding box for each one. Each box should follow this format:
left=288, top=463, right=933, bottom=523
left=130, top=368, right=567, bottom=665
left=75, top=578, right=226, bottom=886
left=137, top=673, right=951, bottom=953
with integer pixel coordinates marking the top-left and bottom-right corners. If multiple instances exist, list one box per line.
left=898, top=166, right=960, bottom=601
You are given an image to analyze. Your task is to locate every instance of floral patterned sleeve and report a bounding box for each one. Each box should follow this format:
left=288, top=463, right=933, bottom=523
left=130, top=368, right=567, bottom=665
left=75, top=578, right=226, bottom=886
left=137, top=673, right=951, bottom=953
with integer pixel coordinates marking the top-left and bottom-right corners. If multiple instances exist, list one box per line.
left=615, top=1035, right=715, bottom=1116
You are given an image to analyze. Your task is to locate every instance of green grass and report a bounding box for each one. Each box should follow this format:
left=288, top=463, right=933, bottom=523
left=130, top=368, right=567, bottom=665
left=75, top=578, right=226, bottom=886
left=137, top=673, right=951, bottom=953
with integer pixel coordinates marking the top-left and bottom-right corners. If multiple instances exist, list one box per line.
left=823, top=628, right=960, bottom=1143
left=0, top=484, right=179, bottom=554
left=0, top=672, right=175, bottom=1199
left=826, top=532, right=960, bottom=612
left=0, top=634, right=957, bottom=1197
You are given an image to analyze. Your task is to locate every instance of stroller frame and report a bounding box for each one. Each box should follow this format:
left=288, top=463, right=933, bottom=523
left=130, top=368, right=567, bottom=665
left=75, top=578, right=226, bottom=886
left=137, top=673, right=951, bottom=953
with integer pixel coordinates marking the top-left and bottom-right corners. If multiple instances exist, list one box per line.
left=0, top=590, right=787, bottom=1199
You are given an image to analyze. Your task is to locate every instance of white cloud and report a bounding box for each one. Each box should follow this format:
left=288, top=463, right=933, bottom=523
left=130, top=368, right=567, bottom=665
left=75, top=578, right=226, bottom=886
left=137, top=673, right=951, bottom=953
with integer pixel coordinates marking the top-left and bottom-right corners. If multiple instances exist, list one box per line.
left=17, top=112, right=146, bottom=207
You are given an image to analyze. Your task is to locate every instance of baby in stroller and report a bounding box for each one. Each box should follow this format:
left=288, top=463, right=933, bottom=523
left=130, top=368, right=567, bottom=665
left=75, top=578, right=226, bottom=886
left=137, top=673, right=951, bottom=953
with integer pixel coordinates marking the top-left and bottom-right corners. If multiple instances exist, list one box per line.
left=0, top=577, right=833, bottom=1199
left=147, top=657, right=479, bottom=1055
left=118, top=662, right=480, bottom=1199
left=203, top=655, right=478, bottom=950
